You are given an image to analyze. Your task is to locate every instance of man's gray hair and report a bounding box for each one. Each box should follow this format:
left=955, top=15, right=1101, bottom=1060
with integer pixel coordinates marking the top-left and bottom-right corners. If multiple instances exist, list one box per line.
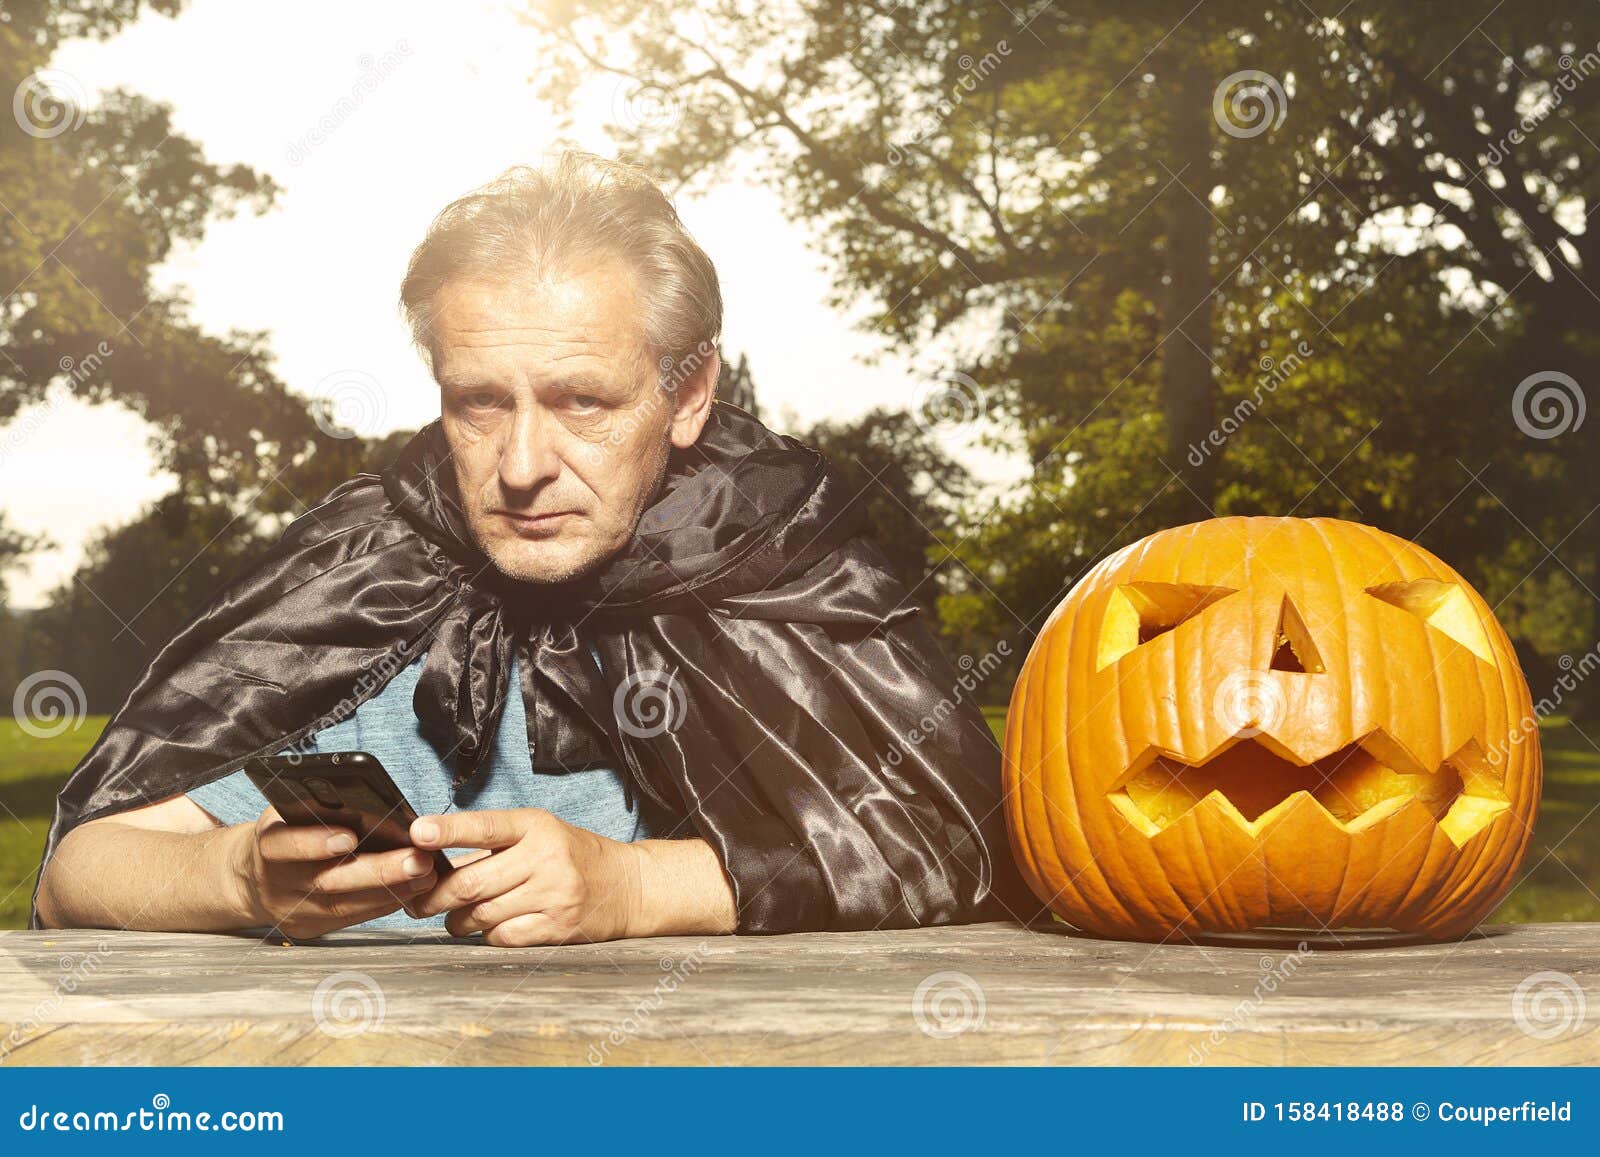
left=399, top=150, right=722, bottom=371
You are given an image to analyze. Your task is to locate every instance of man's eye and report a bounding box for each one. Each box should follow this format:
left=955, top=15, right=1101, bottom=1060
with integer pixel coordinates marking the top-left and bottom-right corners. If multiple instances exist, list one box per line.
left=463, top=392, right=499, bottom=409
left=570, top=394, right=601, bottom=410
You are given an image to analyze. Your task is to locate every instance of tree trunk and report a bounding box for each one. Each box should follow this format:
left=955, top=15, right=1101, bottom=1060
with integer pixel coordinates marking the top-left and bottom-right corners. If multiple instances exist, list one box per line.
left=1160, top=60, right=1218, bottom=517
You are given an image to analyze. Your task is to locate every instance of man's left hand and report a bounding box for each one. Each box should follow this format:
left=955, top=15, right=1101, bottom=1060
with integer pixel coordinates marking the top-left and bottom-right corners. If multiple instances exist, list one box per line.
left=407, top=809, right=643, bottom=945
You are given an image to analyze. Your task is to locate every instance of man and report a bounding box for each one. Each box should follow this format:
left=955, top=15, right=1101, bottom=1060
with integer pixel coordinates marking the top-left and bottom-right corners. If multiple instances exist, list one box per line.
left=34, top=151, right=1028, bottom=946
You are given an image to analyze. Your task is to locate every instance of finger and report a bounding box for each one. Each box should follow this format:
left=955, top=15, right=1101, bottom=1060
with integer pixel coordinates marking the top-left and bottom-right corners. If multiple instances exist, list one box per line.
left=410, top=809, right=534, bottom=851
left=444, top=881, right=545, bottom=937
left=255, top=811, right=359, bottom=863
left=411, top=849, right=527, bottom=917
left=301, top=879, right=426, bottom=924
left=482, top=912, right=564, bottom=948
left=296, top=847, right=436, bottom=895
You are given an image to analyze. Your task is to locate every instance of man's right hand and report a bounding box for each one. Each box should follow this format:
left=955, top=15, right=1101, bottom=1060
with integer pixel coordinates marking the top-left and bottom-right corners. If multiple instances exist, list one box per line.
left=225, top=807, right=438, bottom=937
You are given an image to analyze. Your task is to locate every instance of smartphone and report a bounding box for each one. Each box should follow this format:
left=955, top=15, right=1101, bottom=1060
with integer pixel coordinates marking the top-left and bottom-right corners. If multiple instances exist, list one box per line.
left=242, top=751, right=453, bottom=877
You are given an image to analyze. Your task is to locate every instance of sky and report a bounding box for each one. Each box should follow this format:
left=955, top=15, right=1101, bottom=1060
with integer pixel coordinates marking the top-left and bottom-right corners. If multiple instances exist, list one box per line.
left=2, top=0, right=1022, bottom=608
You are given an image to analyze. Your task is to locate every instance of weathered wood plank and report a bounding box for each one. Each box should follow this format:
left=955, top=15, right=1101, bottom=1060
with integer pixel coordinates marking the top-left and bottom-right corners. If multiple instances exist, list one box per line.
left=1, top=923, right=1596, bottom=1065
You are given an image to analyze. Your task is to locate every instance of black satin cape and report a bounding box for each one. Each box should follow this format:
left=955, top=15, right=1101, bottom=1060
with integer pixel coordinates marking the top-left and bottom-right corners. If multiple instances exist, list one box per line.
left=33, top=403, right=1031, bottom=933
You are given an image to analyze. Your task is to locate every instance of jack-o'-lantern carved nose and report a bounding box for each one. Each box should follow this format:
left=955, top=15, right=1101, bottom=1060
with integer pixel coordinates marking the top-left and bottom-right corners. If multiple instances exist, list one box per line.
left=1268, top=595, right=1325, bottom=673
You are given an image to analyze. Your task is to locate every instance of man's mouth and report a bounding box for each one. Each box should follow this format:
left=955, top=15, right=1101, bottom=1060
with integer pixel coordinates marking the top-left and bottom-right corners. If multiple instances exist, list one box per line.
left=499, top=512, right=582, bottom=537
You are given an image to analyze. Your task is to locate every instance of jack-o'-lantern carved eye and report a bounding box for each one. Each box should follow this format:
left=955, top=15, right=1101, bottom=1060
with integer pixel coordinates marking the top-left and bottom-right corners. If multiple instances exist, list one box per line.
left=1365, top=579, right=1495, bottom=664
left=1097, top=581, right=1238, bottom=670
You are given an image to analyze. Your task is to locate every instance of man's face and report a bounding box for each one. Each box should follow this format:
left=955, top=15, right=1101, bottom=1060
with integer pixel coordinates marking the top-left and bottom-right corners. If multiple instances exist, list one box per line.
left=428, top=260, right=715, bottom=584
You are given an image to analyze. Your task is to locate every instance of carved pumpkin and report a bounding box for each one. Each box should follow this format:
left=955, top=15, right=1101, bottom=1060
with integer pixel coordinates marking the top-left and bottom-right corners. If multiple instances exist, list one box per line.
left=1003, top=516, right=1540, bottom=941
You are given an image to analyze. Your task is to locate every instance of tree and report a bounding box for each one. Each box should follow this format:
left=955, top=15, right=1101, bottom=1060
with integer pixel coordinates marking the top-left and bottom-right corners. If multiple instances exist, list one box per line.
left=796, top=406, right=973, bottom=615
left=528, top=0, right=1598, bottom=685
left=1, top=1, right=377, bottom=516
left=3, top=2, right=411, bottom=708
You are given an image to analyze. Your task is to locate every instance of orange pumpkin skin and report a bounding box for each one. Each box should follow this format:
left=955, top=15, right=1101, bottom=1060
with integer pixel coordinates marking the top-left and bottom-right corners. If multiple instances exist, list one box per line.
left=1003, top=516, right=1540, bottom=942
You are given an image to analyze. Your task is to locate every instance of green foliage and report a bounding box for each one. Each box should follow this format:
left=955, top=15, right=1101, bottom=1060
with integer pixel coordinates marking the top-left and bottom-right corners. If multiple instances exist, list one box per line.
left=1, top=3, right=414, bottom=709
left=530, top=1, right=1598, bottom=694
left=795, top=406, right=972, bottom=612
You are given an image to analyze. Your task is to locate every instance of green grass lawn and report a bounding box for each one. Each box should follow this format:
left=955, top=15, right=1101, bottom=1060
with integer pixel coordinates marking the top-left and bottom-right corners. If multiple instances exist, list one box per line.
left=0, top=715, right=107, bottom=929
left=1, top=711, right=1594, bottom=929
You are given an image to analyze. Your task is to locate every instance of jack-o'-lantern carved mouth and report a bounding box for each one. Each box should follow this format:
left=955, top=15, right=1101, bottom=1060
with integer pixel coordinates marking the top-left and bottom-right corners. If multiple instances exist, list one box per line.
left=1107, top=730, right=1509, bottom=848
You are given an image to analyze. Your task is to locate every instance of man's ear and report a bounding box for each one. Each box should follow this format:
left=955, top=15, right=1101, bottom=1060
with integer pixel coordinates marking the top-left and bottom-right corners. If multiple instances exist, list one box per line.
left=667, top=346, right=720, bottom=450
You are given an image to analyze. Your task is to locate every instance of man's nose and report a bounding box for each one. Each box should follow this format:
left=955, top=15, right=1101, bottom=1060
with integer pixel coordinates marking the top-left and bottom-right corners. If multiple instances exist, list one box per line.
left=497, top=406, right=562, bottom=492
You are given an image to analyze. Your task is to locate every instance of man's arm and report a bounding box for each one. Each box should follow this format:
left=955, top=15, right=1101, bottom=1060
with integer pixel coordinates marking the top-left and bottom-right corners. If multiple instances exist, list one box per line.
left=409, top=809, right=737, bottom=945
left=37, top=795, right=252, bottom=931
left=36, top=795, right=437, bottom=936
left=631, top=836, right=739, bottom=937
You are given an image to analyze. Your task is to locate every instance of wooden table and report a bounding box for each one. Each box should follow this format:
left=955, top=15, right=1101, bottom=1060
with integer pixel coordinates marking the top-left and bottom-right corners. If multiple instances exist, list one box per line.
left=1, top=922, right=1596, bottom=1065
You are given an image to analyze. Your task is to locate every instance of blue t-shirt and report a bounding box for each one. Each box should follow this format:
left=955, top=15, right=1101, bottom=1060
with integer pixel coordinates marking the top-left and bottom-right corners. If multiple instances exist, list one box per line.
left=187, top=649, right=670, bottom=932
